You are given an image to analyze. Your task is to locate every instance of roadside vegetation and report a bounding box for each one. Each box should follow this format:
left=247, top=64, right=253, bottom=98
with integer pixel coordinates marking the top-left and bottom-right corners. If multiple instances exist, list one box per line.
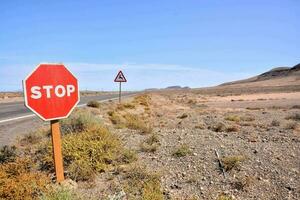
left=0, top=94, right=164, bottom=199
left=86, top=100, right=100, bottom=108
left=108, top=94, right=153, bottom=134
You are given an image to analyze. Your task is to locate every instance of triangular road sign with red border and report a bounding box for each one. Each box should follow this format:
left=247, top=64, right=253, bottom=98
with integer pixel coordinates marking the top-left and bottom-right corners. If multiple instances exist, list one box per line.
left=114, top=70, right=127, bottom=82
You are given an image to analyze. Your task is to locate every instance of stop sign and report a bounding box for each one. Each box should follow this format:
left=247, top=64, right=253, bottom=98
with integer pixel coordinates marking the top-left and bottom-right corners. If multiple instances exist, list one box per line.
left=23, top=63, right=79, bottom=121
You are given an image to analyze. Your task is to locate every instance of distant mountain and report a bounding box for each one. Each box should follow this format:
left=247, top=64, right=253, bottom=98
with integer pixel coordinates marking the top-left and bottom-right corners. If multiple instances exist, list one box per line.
left=221, top=63, right=300, bottom=86
left=165, top=86, right=191, bottom=90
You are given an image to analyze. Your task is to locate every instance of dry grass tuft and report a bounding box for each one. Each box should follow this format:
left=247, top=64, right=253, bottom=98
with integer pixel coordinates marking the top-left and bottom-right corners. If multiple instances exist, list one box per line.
left=123, top=103, right=136, bottom=109
left=217, top=194, right=233, bottom=200
left=87, top=100, right=100, bottom=108
left=232, top=176, right=254, bottom=191
left=271, top=120, right=280, bottom=126
left=226, top=125, right=240, bottom=132
left=291, top=105, right=300, bottom=109
left=123, top=113, right=153, bottom=134
left=0, top=158, right=50, bottom=200
left=61, top=109, right=101, bottom=134
left=121, top=149, right=138, bottom=164
left=211, top=122, right=226, bottom=132
left=195, top=123, right=205, bottom=129
left=178, top=113, right=188, bottom=119
left=140, top=134, right=160, bottom=153
left=221, top=155, right=246, bottom=172
left=124, top=165, right=163, bottom=200
left=133, top=94, right=152, bottom=107
left=285, top=113, right=300, bottom=121
left=172, top=144, right=191, bottom=157
left=285, top=122, right=298, bottom=130
left=40, top=186, right=79, bottom=200
left=225, top=115, right=240, bottom=122
left=0, top=145, right=17, bottom=164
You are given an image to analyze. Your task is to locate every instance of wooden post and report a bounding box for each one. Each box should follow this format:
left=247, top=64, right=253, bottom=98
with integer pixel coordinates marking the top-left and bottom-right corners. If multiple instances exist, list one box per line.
left=50, top=120, right=65, bottom=183
left=119, top=82, right=122, bottom=103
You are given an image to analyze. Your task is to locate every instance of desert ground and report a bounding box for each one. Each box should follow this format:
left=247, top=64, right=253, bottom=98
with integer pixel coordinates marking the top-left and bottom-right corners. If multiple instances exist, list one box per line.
left=0, top=86, right=299, bottom=200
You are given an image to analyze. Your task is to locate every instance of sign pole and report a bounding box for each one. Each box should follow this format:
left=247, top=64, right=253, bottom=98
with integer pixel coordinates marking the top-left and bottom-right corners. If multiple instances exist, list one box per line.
left=50, top=120, right=65, bottom=183
left=119, top=82, right=122, bottom=103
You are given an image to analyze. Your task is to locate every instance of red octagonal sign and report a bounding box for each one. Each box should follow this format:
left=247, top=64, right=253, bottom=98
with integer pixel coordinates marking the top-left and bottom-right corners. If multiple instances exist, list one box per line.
left=23, top=63, right=80, bottom=121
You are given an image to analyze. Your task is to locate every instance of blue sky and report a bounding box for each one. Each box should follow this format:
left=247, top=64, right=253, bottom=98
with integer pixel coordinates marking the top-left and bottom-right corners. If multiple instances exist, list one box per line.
left=0, top=0, right=299, bottom=91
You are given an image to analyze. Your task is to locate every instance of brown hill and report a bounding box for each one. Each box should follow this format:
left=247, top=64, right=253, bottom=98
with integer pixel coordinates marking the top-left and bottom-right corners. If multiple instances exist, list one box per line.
left=220, top=63, right=300, bottom=87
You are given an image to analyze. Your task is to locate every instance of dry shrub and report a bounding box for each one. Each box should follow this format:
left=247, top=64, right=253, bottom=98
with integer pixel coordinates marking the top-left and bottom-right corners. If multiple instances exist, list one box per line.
left=285, top=113, right=300, bottom=121
left=226, top=125, right=240, bottom=132
left=195, top=123, right=205, bottom=129
left=120, top=149, right=138, bottom=163
left=123, top=103, right=136, bottom=109
left=86, top=100, right=100, bottom=108
left=217, top=194, right=233, bottom=200
left=187, top=99, right=197, bottom=104
left=221, top=156, right=246, bottom=172
left=211, top=122, right=226, bottom=132
left=123, top=113, right=153, bottom=134
left=38, top=124, right=122, bottom=181
left=0, top=145, right=17, bottom=164
left=133, top=94, right=151, bottom=107
left=246, top=107, right=262, bottom=110
left=225, top=115, right=240, bottom=122
left=285, top=122, right=298, bottom=130
left=172, top=144, right=191, bottom=157
left=241, top=115, right=255, bottom=122
left=271, top=120, right=280, bottom=126
left=291, top=105, right=300, bottom=109
left=40, top=186, right=79, bottom=200
left=20, top=129, right=49, bottom=145
left=140, top=134, right=160, bottom=153
left=61, top=109, right=101, bottom=134
left=232, top=176, right=254, bottom=191
left=124, top=165, right=163, bottom=200
left=177, top=113, right=188, bottom=119
left=0, top=158, right=50, bottom=200
left=108, top=110, right=124, bottom=127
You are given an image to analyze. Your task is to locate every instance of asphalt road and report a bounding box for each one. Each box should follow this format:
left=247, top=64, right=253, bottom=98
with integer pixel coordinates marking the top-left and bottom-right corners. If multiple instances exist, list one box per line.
left=0, top=92, right=138, bottom=147
left=0, top=92, right=136, bottom=123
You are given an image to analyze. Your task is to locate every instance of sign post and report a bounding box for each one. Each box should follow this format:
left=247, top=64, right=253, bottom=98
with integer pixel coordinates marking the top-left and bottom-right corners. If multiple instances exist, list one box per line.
left=23, top=63, right=79, bottom=183
left=114, top=70, right=127, bottom=103
left=51, top=120, right=64, bottom=182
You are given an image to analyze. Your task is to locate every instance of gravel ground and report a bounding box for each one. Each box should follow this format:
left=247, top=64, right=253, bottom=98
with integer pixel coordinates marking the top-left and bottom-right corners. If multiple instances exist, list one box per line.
left=102, top=92, right=300, bottom=199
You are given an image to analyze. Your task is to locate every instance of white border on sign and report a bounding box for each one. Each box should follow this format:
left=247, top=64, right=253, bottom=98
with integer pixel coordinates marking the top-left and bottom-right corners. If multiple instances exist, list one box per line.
left=23, top=63, right=80, bottom=121
left=114, top=70, right=127, bottom=82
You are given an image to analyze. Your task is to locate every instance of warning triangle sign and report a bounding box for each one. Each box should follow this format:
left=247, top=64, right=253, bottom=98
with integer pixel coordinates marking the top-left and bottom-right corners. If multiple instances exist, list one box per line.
left=114, top=70, right=127, bottom=82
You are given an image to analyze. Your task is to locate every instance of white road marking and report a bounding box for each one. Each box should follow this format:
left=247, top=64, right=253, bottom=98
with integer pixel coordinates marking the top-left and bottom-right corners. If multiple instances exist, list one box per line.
left=0, top=114, right=36, bottom=124
left=0, top=94, right=136, bottom=124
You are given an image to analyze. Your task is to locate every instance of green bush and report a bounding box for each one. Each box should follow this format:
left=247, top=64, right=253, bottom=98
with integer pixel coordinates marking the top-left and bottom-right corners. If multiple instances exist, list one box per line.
left=38, top=123, right=122, bottom=181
